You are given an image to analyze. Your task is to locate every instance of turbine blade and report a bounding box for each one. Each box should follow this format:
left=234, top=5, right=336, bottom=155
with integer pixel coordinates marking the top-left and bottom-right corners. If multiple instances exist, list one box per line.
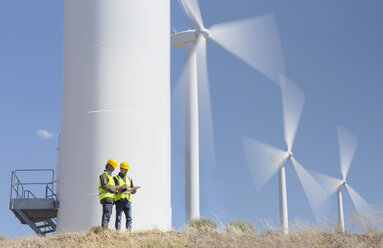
left=337, top=126, right=358, bottom=180
left=196, top=36, right=216, bottom=168
left=280, top=74, right=305, bottom=152
left=179, top=0, right=204, bottom=30
left=345, top=184, right=374, bottom=215
left=312, top=171, right=343, bottom=196
left=172, top=66, right=186, bottom=154
left=290, top=157, right=329, bottom=222
left=209, top=15, right=285, bottom=84
left=243, top=137, right=288, bottom=190
left=196, top=36, right=209, bottom=97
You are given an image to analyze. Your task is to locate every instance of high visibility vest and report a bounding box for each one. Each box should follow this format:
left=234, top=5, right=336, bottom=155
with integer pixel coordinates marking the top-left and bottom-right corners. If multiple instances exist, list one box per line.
left=114, top=175, right=132, bottom=202
left=98, top=171, right=115, bottom=201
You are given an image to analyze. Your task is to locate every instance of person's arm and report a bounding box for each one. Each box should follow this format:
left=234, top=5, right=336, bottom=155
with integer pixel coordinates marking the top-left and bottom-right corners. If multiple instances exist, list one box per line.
left=113, top=176, right=119, bottom=185
left=131, top=179, right=137, bottom=194
left=100, top=174, right=117, bottom=193
left=113, top=176, right=123, bottom=192
left=120, top=182, right=128, bottom=192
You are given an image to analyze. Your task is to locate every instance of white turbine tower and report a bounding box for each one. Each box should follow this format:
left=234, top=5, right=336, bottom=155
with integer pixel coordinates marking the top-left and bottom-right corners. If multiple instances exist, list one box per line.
left=172, top=0, right=285, bottom=222
left=58, top=0, right=171, bottom=231
left=244, top=75, right=327, bottom=235
left=315, top=126, right=373, bottom=232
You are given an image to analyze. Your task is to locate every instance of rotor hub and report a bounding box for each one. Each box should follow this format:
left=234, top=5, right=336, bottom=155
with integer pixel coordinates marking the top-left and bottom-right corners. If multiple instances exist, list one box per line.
left=198, top=28, right=210, bottom=38
left=287, top=151, right=293, bottom=159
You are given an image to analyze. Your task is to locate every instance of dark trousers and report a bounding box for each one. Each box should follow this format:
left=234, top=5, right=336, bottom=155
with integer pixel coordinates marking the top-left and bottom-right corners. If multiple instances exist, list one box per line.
left=101, top=202, right=113, bottom=228
left=115, top=200, right=132, bottom=230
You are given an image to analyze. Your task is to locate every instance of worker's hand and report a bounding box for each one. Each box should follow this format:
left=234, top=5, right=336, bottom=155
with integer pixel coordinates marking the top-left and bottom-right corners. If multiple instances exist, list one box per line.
left=132, top=189, right=137, bottom=194
left=115, top=185, right=121, bottom=191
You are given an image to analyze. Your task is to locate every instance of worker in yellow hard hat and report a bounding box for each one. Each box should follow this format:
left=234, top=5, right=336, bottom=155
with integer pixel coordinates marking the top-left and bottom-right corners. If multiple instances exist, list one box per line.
left=113, top=161, right=137, bottom=231
left=98, top=158, right=121, bottom=228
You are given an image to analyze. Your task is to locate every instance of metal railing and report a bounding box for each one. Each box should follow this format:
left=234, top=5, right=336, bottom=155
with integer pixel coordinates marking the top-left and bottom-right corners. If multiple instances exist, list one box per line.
left=10, top=169, right=56, bottom=206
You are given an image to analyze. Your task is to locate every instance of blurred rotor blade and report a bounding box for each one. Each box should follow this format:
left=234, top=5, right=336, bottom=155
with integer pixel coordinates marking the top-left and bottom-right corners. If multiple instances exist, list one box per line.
left=172, top=66, right=186, bottom=158
left=209, top=15, right=285, bottom=84
left=337, top=126, right=358, bottom=180
left=196, top=35, right=209, bottom=97
left=312, top=171, right=343, bottom=196
left=243, top=137, right=288, bottom=190
left=280, top=74, right=305, bottom=152
left=196, top=36, right=216, bottom=168
left=290, top=157, right=330, bottom=222
left=345, top=184, right=374, bottom=215
left=179, top=0, right=204, bottom=30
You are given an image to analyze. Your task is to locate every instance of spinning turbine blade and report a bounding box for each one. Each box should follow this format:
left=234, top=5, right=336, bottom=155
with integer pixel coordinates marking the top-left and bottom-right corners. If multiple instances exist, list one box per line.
left=313, top=171, right=343, bottom=196
left=179, top=0, right=204, bottom=30
left=337, top=126, right=358, bottom=180
left=243, top=137, right=288, bottom=190
left=290, top=157, right=329, bottom=222
left=196, top=36, right=216, bottom=168
left=209, top=15, right=285, bottom=84
left=280, top=74, right=305, bottom=152
left=345, top=184, right=374, bottom=215
left=172, top=67, right=186, bottom=153
left=187, top=0, right=204, bottom=28
left=196, top=36, right=209, bottom=98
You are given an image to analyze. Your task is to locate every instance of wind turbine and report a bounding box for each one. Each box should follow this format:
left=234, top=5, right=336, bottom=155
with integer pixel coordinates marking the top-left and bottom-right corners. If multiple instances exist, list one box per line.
left=315, top=126, right=373, bottom=232
left=172, top=0, right=285, bottom=221
left=243, top=74, right=327, bottom=235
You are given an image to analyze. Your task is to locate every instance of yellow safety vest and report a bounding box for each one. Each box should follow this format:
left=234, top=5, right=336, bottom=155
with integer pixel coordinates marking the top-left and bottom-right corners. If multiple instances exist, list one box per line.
left=98, top=171, right=115, bottom=201
left=114, top=175, right=132, bottom=202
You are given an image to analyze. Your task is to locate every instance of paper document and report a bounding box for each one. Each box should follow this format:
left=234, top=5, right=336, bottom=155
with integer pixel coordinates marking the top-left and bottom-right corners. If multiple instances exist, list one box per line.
left=126, top=186, right=141, bottom=192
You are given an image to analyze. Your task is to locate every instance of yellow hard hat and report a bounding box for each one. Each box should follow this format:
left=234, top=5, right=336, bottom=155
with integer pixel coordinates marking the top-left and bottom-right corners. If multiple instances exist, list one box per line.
left=107, top=158, right=118, bottom=168
left=120, top=162, right=130, bottom=170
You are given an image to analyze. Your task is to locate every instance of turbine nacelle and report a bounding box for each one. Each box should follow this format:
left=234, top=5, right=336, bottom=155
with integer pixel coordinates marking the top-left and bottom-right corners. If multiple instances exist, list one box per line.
left=171, top=29, right=210, bottom=48
left=171, top=30, right=197, bottom=48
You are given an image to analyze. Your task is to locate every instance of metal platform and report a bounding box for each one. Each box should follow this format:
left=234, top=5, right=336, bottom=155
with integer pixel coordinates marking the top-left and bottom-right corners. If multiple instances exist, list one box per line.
left=9, top=169, right=58, bottom=236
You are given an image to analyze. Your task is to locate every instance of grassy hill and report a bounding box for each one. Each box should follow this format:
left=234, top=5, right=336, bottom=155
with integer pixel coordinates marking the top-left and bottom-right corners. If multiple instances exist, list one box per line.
left=1, top=217, right=383, bottom=248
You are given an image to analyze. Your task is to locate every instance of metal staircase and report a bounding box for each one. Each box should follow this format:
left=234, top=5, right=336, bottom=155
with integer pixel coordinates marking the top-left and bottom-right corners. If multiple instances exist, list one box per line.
left=9, top=169, right=58, bottom=236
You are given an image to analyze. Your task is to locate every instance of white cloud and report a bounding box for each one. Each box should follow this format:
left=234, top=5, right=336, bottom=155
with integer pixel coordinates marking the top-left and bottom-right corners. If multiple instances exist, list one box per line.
left=36, top=129, right=55, bottom=139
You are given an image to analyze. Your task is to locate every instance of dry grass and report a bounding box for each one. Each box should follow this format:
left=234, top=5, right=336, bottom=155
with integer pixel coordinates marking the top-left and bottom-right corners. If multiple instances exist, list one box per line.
left=1, top=227, right=383, bottom=248
left=2, top=213, right=383, bottom=248
left=225, top=220, right=256, bottom=235
left=185, top=218, right=217, bottom=233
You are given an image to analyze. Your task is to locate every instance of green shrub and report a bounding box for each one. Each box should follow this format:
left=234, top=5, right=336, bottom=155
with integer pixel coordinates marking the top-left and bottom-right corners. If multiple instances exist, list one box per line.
left=0, top=236, right=6, bottom=241
left=226, top=220, right=256, bottom=235
left=185, top=218, right=217, bottom=233
left=89, top=226, right=104, bottom=234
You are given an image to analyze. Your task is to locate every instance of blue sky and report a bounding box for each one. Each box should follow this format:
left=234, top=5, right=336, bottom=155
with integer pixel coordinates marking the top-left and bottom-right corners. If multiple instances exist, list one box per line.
left=1, top=0, right=382, bottom=237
